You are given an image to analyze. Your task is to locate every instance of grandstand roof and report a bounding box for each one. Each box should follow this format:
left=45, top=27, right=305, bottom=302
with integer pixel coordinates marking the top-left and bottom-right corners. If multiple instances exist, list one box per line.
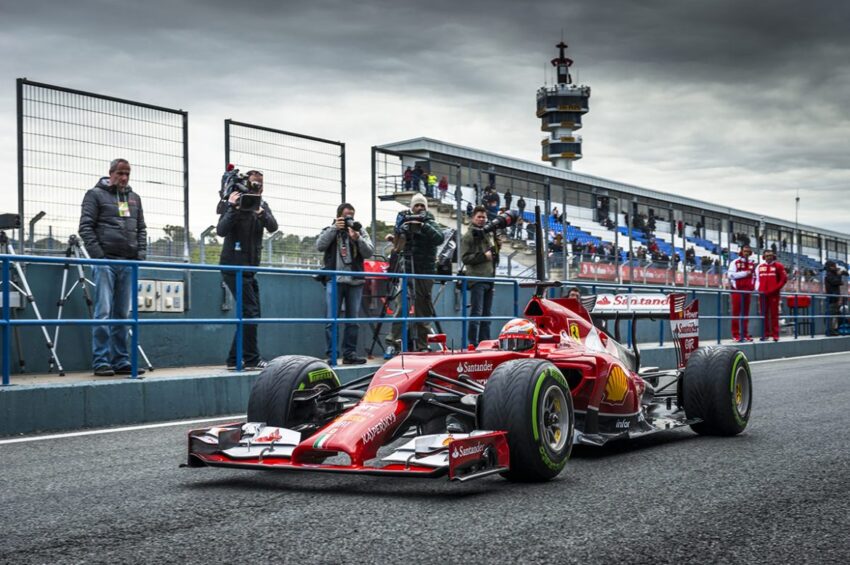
left=379, top=137, right=849, bottom=241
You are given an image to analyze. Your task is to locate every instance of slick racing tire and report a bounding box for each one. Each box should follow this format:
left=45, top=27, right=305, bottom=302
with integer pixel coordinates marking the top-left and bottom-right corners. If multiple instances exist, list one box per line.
left=479, top=359, right=574, bottom=482
left=247, top=355, right=340, bottom=428
left=682, top=346, right=752, bottom=436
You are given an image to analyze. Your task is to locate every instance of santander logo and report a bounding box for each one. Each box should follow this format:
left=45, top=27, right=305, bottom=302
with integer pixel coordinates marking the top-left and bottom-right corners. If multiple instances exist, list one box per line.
left=456, top=361, right=494, bottom=374
left=451, top=442, right=486, bottom=459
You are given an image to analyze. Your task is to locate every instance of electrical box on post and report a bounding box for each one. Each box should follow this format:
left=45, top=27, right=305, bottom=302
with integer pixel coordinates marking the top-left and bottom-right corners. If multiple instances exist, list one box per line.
left=156, top=281, right=185, bottom=313
left=137, top=280, right=157, bottom=312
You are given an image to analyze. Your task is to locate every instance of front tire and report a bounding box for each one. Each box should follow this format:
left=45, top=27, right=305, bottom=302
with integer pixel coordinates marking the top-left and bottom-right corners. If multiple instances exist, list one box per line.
left=682, top=346, right=752, bottom=436
left=479, top=359, right=574, bottom=482
left=247, top=355, right=340, bottom=428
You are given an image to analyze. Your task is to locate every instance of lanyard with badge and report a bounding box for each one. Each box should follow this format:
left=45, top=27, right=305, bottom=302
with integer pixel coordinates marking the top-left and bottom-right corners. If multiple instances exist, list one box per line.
left=118, top=195, right=131, bottom=217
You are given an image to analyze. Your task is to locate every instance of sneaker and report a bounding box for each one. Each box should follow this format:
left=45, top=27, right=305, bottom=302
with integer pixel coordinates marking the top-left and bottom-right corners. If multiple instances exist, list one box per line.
left=759, top=337, right=769, bottom=342
left=114, top=366, right=146, bottom=375
left=342, top=356, right=367, bottom=365
left=243, top=360, right=269, bottom=370
left=744, top=336, right=754, bottom=342
left=93, top=366, right=115, bottom=377
left=773, top=337, right=779, bottom=342
left=384, top=345, right=397, bottom=360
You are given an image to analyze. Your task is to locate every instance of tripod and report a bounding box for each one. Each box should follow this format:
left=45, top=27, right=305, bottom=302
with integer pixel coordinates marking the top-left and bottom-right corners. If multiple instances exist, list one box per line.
left=54, top=235, right=154, bottom=372
left=0, top=229, right=65, bottom=375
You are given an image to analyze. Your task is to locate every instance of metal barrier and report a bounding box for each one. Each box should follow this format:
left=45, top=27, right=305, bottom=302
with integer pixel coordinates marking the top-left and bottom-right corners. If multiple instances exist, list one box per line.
left=1, top=255, right=521, bottom=385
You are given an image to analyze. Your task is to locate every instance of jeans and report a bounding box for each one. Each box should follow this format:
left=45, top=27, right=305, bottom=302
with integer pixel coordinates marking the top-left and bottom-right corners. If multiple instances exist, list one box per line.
left=468, top=282, right=494, bottom=345
left=222, top=272, right=262, bottom=365
left=325, top=282, right=364, bottom=359
left=92, top=265, right=133, bottom=369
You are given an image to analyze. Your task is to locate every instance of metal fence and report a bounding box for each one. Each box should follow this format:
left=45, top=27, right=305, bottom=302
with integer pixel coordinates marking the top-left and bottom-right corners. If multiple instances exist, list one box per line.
left=224, top=120, right=345, bottom=266
left=16, top=79, right=189, bottom=259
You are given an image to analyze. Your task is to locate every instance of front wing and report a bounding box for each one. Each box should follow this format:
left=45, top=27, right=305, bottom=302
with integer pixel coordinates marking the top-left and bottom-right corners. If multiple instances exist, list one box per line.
left=186, top=423, right=510, bottom=483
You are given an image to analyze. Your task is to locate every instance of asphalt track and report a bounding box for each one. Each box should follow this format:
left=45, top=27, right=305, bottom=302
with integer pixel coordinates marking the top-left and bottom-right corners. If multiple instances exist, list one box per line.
left=2, top=353, right=849, bottom=565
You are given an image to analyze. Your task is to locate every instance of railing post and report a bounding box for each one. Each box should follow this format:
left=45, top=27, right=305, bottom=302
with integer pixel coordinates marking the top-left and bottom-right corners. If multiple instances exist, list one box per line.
left=461, top=278, right=469, bottom=348
left=793, top=301, right=799, bottom=339
left=235, top=269, right=243, bottom=371
left=401, top=274, right=409, bottom=353
left=330, top=275, right=338, bottom=366
left=130, top=262, right=140, bottom=378
left=716, top=290, right=721, bottom=344
left=513, top=280, right=519, bottom=318
left=2, top=258, right=10, bottom=386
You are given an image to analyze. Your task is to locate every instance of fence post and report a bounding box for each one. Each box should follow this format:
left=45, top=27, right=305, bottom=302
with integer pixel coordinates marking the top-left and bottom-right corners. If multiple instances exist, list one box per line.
left=716, top=290, right=721, bottom=344
left=513, top=280, right=519, bottom=318
left=329, top=275, right=338, bottom=366
left=2, top=258, right=10, bottom=385
left=129, top=263, right=140, bottom=378
left=461, top=278, right=469, bottom=348
left=401, top=274, right=409, bottom=353
left=235, top=269, right=243, bottom=371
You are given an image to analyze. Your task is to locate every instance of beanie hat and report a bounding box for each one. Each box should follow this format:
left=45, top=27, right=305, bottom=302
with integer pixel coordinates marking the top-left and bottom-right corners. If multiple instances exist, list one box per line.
left=410, top=192, right=428, bottom=211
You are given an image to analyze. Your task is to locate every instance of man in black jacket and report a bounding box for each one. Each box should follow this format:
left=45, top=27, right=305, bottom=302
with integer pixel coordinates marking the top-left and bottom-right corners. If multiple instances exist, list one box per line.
left=824, top=261, right=847, bottom=336
left=217, top=170, right=278, bottom=369
left=79, top=158, right=147, bottom=376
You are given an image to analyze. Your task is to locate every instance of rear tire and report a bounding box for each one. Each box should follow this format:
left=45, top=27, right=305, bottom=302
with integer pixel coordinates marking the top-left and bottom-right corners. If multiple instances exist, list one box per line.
left=682, top=346, right=752, bottom=436
left=247, top=355, right=340, bottom=428
left=479, top=359, right=574, bottom=482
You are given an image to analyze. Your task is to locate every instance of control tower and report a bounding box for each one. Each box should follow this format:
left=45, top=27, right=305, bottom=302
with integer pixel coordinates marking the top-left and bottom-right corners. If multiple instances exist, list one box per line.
left=537, top=41, right=591, bottom=170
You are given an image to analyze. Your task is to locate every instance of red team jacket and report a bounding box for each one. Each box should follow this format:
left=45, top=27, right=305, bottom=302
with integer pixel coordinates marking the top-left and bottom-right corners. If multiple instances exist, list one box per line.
left=727, top=256, right=756, bottom=291
left=756, top=260, right=788, bottom=295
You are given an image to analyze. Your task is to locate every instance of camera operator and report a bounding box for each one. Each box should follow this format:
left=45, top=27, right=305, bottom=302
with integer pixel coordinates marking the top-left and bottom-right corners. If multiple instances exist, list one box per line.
left=316, top=203, right=374, bottom=364
left=461, top=205, right=499, bottom=345
left=824, top=261, right=847, bottom=336
left=217, top=170, right=278, bottom=370
left=386, top=193, right=445, bottom=352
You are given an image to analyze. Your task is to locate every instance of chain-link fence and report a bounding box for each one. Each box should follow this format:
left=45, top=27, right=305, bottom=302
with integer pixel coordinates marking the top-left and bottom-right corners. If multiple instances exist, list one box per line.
left=16, top=79, right=188, bottom=259
left=224, top=120, right=345, bottom=267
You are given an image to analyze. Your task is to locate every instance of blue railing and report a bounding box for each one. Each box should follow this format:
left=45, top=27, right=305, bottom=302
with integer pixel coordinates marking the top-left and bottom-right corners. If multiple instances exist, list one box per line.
left=1, top=255, right=521, bottom=385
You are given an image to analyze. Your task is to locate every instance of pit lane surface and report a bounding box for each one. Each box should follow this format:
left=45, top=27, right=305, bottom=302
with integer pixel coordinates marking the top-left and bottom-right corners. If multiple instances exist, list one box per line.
left=2, top=353, right=849, bottom=564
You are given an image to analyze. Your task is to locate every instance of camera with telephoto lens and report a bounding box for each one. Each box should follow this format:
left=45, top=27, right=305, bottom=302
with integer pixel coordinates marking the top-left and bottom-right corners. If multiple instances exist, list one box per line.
left=0, top=213, right=21, bottom=231
left=472, top=210, right=519, bottom=239
left=343, top=216, right=362, bottom=232
left=394, top=211, right=428, bottom=235
left=217, top=165, right=262, bottom=214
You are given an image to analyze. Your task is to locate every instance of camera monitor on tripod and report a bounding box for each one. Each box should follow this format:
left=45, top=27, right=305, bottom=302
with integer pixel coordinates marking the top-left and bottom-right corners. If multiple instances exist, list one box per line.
left=0, top=213, right=21, bottom=231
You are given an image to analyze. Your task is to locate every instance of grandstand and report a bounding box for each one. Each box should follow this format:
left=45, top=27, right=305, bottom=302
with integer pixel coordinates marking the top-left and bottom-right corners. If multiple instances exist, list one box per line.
left=376, top=137, right=849, bottom=286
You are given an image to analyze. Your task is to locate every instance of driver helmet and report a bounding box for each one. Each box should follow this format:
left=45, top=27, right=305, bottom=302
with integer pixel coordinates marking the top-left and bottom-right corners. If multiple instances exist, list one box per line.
left=498, top=318, right=538, bottom=351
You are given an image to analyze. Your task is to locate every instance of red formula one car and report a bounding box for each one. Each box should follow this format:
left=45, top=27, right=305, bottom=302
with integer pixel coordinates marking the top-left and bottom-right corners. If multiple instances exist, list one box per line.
left=187, top=287, right=753, bottom=483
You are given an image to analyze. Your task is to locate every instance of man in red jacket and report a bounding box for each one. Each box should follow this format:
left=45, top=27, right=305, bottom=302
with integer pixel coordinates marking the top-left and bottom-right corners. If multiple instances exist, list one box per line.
left=756, top=249, right=788, bottom=341
left=727, top=244, right=756, bottom=341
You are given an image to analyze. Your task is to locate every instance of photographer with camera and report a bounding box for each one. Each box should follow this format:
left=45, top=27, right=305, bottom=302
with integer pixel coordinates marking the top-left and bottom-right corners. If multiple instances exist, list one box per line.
left=386, top=193, right=445, bottom=352
left=316, top=203, right=374, bottom=364
left=824, top=261, right=848, bottom=336
left=461, top=205, right=500, bottom=345
left=217, top=169, right=278, bottom=370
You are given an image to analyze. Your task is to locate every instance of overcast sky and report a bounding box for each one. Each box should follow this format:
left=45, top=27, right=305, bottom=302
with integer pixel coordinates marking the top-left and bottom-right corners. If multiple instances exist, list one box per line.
left=1, top=0, right=848, bottom=236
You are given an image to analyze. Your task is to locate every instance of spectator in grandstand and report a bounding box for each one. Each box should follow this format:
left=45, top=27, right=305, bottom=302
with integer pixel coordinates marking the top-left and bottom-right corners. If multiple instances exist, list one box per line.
left=824, top=261, right=847, bottom=336
left=550, top=234, right=564, bottom=253
left=386, top=193, right=444, bottom=352
left=551, top=207, right=561, bottom=224
left=461, top=205, right=499, bottom=345
left=438, top=176, right=449, bottom=201
left=403, top=166, right=412, bottom=190
left=517, top=195, right=526, bottom=218
left=756, top=249, right=788, bottom=341
left=216, top=169, right=278, bottom=370
left=781, top=238, right=787, bottom=253
left=504, top=190, right=512, bottom=211
left=483, top=189, right=500, bottom=219
left=701, top=256, right=712, bottom=272
left=677, top=220, right=684, bottom=238
left=426, top=171, right=437, bottom=198
left=316, top=203, right=375, bottom=364
left=672, top=252, right=681, bottom=271
left=685, top=247, right=696, bottom=267
left=465, top=201, right=474, bottom=217
left=79, top=158, right=147, bottom=377
left=770, top=242, right=778, bottom=254
left=412, top=164, right=424, bottom=193
left=695, top=221, right=702, bottom=238
left=511, top=217, right=524, bottom=239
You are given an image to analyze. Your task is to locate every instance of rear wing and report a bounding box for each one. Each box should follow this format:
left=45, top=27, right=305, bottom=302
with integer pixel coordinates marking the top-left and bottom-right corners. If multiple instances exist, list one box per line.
left=583, top=293, right=699, bottom=369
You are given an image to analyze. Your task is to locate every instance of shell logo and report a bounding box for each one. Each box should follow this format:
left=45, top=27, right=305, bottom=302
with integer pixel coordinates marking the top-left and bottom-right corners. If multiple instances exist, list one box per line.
left=604, top=366, right=629, bottom=404
left=362, top=385, right=398, bottom=404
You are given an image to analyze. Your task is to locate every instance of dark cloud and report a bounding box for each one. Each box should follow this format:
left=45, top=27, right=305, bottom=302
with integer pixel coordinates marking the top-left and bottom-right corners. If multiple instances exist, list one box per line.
left=0, top=0, right=848, bottom=234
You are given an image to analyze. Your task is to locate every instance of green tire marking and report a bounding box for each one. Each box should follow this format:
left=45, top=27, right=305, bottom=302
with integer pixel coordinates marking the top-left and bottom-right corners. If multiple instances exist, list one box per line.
left=730, top=353, right=747, bottom=425
left=531, top=367, right=567, bottom=442
left=297, top=382, right=305, bottom=391
left=308, top=368, right=338, bottom=384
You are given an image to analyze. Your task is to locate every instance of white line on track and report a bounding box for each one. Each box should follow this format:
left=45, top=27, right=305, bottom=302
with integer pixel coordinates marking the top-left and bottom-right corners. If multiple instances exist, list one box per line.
left=749, top=350, right=850, bottom=365
left=0, top=415, right=245, bottom=445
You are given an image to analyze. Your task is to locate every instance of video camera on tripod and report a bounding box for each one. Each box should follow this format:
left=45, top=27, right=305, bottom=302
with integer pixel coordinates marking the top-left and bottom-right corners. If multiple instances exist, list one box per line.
left=217, top=164, right=263, bottom=214
left=471, top=210, right=519, bottom=239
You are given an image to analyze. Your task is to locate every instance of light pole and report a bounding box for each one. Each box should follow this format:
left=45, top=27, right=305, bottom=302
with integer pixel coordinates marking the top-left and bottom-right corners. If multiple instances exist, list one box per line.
left=795, top=191, right=800, bottom=292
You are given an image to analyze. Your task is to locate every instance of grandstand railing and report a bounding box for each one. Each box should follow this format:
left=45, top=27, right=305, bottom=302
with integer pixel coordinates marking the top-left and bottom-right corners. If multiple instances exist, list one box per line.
left=0, top=255, right=520, bottom=385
